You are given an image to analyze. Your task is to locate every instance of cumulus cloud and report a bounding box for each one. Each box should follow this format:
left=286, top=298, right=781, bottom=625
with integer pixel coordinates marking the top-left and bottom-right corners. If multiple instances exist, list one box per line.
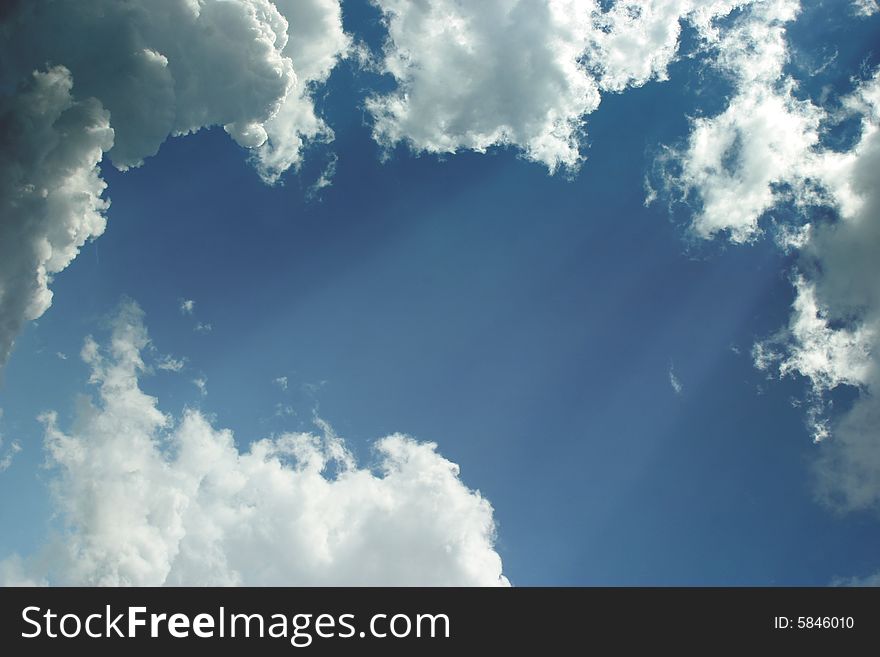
left=0, top=1, right=348, bottom=369
left=366, top=0, right=601, bottom=172
left=274, top=376, right=289, bottom=391
left=657, top=0, right=880, bottom=511
left=254, top=0, right=350, bottom=183
left=0, top=66, right=113, bottom=368
left=776, top=72, right=880, bottom=510
left=2, top=302, right=507, bottom=586
left=366, top=0, right=764, bottom=171
left=718, top=61, right=879, bottom=510
left=586, top=0, right=745, bottom=92
left=660, top=0, right=824, bottom=242
left=179, top=299, right=195, bottom=316
left=1, top=0, right=348, bottom=172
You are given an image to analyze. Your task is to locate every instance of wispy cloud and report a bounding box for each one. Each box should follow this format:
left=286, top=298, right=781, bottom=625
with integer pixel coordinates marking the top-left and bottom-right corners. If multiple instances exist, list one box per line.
left=156, top=354, right=185, bottom=372
left=668, top=363, right=683, bottom=396
left=0, top=410, right=22, bottom=473
left=192, top=376, right=207, bottom=396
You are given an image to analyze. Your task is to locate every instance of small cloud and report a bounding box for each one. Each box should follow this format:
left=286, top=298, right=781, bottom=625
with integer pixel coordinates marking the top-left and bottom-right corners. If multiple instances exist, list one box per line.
left=302, top=380, right=328, bottom=395
left=193, top=377, right=207, bottom=396
left=832, top=569, right=880, bottom=586
left=156, top=354, right=185, bottom=372
left=643, top=177, right=657, bottom=207
left=729, top=344, right=741, bottom=356
left=0, top=411, right=21, bottom=473
left=668, top=363, right=683, bottom=395
left=0, top=440, right=22, bottom=472
left=852, top=0, right=878, bottom=17
left=306, top=154, right=338, bottom=200
left=194, top=322, right=212, bottom=334
left=274, top=403, right=295, bottom=418
left=56, top=351, right=68, bottom=360
left=350, top=40, right=379, bottom=72
left=274, top=376, right=288, bottom=391
left=180, top=299, right=195, bottom=315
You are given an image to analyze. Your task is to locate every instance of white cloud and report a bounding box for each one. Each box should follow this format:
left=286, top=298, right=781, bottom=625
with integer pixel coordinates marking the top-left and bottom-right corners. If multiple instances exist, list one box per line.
left=661, top=0, right=824, bottom=242
left=193, top=376, right=208, bottom=396
left=275, top=403, right=296, bottom=418
left=274, top=376, right=289, bottom=391
left=781, top=72, right=880, bottom=510
left=586, top=0, right=745, bottom=93
left=0, top=440, right=22, bottom=473
left=655, top=0, right=880, bottom=512
left=833, top=569, right=880, bottom=586
left=0, top=555, right=45, bottom=587
left=852, top=0, right=878, bottom=16
left=2, top=301, right=507, bottom=586
left=0, top=409, right=22, bottom=473
left=366, top=0, right=602, bottom=172
left=2, top=0, right=349, bottom=172
left=156, top=354, right=186, bottom=372
left=754, top=277, right=874, bottom=396
left=668, top=363, right=683, bottom=395
left=366, top=0, right=759, bottom=172
left=746, top=69, right=880, bottom=509
left=0, top=1, right=349, bottom=369
left=179, top=298, right=213, bottom=335
left=253, top=0, right=351, bottom=183
left=0, top=66, right=113, bottom=368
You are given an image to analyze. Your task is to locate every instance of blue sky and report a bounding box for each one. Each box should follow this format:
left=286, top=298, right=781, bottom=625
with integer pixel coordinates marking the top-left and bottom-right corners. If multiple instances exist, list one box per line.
left=1, top=0, right=879, bottom=585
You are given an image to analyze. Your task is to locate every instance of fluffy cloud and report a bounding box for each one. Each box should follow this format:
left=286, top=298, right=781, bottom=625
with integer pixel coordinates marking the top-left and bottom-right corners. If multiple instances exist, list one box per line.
left=660, top=0, right=822, bottom=242
left=3, top=302, right=507, bottom=586
left=366, top=0, right=602, bottom=172
left=0, top=66, right=113, bottom=367
left=659, top=0, right=880, bottom=511
left=586, top=0, right=745, bottom=92
left=778, top=72, right=880, bottom=510
left=0, top=1, right=348, bottom=369
left=853, top=0, right=879, bottom=17
left=255, top=0, right=350, bottom=182
left=366, top=0, right=764, bottom=171
left=1, top=0, right=348, bottom=171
